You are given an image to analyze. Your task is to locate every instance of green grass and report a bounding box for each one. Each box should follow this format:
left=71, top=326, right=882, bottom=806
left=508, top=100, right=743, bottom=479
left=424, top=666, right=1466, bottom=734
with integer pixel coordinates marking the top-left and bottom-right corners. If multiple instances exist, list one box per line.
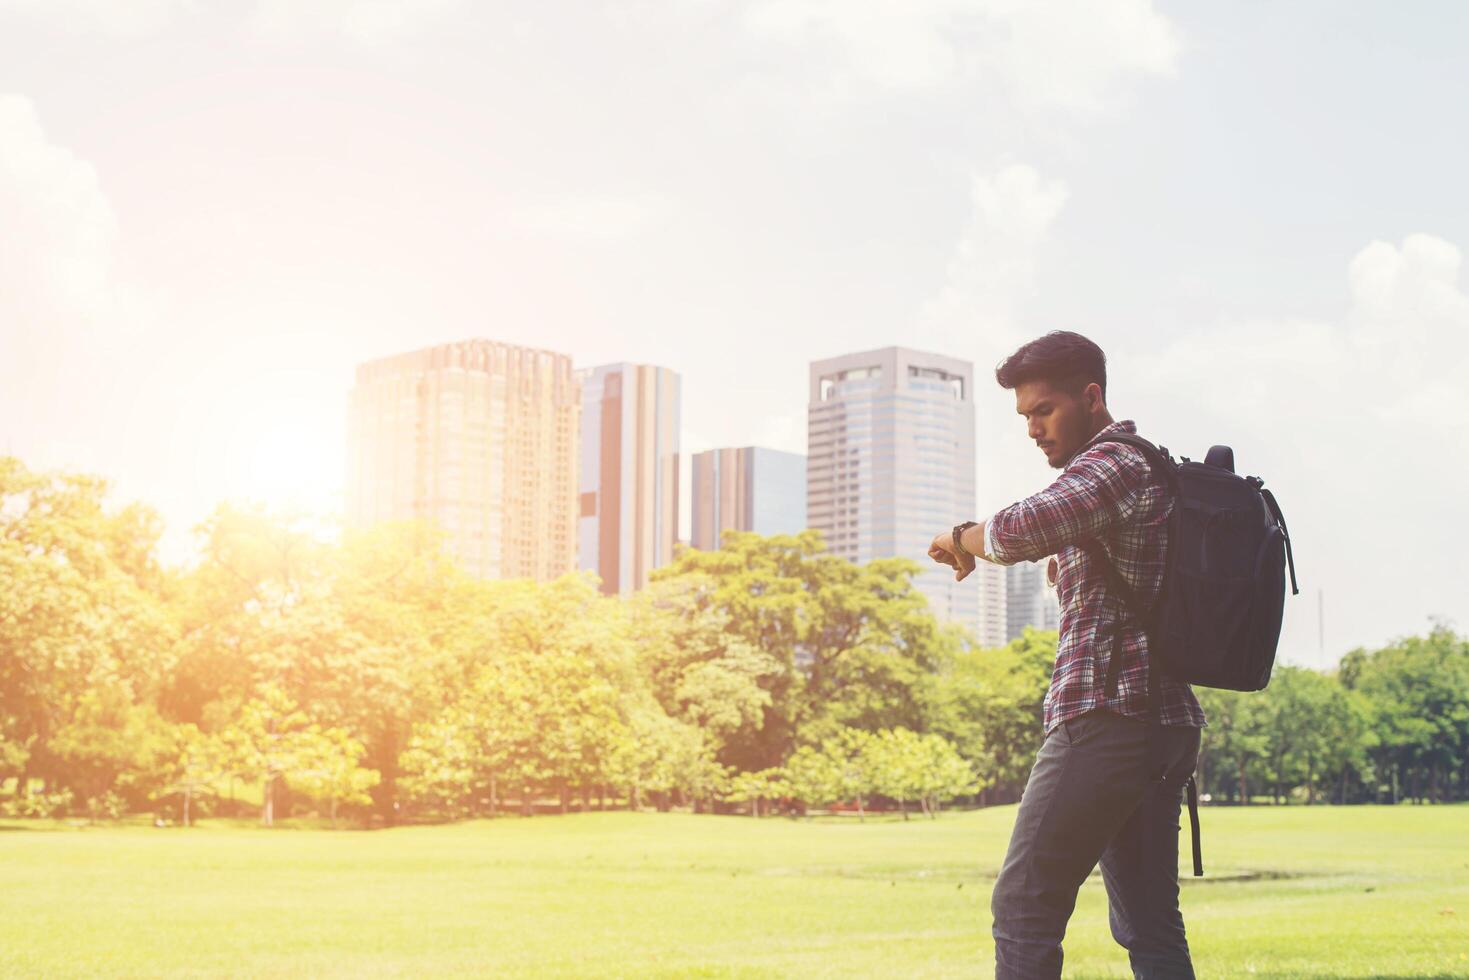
left=1, top=805, right=1466, bottom=978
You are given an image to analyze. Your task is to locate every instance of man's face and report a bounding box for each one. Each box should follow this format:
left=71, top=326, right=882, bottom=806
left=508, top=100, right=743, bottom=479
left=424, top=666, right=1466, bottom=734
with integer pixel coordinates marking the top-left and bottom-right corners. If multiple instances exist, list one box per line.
left=1013, top=378, right=1102, bottom=469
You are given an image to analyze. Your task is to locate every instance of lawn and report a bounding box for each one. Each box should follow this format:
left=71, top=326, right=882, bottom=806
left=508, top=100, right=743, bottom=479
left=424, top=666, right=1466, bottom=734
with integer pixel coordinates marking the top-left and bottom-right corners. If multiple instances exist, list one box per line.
left=1, top=805, right=1465, bottom=978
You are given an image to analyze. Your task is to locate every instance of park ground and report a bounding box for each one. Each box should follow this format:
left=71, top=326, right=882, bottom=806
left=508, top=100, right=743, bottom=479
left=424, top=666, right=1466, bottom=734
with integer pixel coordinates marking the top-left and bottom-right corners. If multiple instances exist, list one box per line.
left=1, top=804, right=1466, bottom=978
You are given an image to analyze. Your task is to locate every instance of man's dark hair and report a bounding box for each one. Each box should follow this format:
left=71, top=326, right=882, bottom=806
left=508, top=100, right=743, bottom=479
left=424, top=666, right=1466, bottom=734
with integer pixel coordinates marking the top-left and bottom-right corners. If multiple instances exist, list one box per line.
left=995, top=331, right=1107, bottom=401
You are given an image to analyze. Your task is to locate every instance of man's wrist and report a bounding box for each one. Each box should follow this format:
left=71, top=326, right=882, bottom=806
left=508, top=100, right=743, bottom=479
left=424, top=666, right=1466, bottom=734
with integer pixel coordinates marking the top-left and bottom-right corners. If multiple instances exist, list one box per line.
left=951, top=521, right=977, bottom=558
left=958, top=521, right=986, bottom=561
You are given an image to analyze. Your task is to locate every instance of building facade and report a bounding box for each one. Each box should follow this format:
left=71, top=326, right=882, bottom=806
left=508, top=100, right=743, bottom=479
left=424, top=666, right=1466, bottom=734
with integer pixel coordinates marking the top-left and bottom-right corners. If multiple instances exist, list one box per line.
left=347, top=339, right=579, bottom=581
left=1004, top=559, right=1061, bottom=644
left=577, top=363, right=681, bottom=595
left=976, top=561, right=1010, bottom=649
left=807, top=347, right=979, bottom=632
left=690, top=446, right=807, bottom=550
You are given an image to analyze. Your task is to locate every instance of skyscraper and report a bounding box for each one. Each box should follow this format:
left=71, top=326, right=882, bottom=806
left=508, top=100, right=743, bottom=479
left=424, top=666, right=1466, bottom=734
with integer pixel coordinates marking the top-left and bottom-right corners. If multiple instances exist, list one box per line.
left=347, top=339, right=579, bottom=581
left=578, top=363, right=680, bottom=595
left=1005, top=560, right=1061, bottom=644
left=691, top=446, right=807, bottom=550
left=807, top=347, right=978, bottom=631
left=976, top=561, right=1010, bottom=649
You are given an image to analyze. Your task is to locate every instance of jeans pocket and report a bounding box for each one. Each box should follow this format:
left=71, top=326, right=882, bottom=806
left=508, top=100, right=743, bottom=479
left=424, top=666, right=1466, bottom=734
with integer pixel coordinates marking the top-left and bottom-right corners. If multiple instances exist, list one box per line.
left=1062, top=708, right=1124, bottom=749
left=1061, top=712, right=1091, bottom=746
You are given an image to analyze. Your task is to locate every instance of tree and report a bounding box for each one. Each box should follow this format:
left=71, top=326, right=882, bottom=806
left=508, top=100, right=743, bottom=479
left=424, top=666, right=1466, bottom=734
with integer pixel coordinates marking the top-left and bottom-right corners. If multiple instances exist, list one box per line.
left=781, top=743, right=843, bottom=814
left=1342, top=626, right=1469, bottom=803
left=866, top=728, right=979, bottom=819
left=610, top=709, right=725, bottom=813
left=926, top=628, right=1054, bottom=803
left=46, top=689, right=177, bottom=815
left=292, top=726, right=381, bottom=824
left=162, top=725, right=232, bottom=827
left=1195, top=688, right=1268, bottom=803
left=725, top=768, right=788, bottom=818
left=633, top=576, right=781, bottom=768
left=0, top=456, right=178, bottom=812
left=398, top=707, right=480, bottom=819
left=651, top=531, right=962, bottom=772
left=163, top=509, right=484, bottom=822
left=219, top=685, right=378, bottom=826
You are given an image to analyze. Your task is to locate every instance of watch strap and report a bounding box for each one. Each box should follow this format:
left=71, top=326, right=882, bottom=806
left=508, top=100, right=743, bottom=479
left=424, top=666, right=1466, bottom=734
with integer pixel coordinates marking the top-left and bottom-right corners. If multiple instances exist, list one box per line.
left=952, top=521, right=979, bottom=559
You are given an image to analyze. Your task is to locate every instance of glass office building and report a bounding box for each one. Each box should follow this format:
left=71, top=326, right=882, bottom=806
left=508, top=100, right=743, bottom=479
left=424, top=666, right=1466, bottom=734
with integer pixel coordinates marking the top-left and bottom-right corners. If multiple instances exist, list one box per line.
left=1005, top=559, right=1061, bottom=644
left=691, top=446, right=807, bottom=550
left=577, top=363, right=681, bottom=596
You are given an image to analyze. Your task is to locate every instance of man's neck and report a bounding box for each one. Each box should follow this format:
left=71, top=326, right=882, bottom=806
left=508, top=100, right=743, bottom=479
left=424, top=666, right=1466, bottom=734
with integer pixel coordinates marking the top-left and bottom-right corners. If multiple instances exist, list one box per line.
left=1084, top=411, right=1117, bottom=442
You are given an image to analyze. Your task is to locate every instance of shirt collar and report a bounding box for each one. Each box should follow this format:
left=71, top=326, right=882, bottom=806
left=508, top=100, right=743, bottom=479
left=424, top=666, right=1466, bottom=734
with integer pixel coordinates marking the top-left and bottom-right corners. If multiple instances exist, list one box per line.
left=1072, top=418, right=1137, bottom=461
left=1097, top=418, right=1137, bottom=439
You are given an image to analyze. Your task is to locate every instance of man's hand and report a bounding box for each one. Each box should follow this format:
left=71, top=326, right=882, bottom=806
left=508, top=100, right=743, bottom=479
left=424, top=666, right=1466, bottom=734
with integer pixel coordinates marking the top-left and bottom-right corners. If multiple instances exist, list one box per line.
left=928, top=531, right=977, bottom=582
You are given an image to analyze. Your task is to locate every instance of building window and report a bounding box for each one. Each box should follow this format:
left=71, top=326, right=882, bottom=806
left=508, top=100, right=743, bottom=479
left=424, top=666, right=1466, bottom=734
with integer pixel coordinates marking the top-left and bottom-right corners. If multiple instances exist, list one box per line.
left=820, top=365, right=882, bottom=400
left=907, top=365, right=964, bottom=399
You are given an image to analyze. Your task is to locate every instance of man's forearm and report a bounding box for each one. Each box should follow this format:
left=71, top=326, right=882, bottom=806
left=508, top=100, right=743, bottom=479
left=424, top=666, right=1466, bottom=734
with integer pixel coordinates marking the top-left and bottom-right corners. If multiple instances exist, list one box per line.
left=958, top=520, right=998, bottom=564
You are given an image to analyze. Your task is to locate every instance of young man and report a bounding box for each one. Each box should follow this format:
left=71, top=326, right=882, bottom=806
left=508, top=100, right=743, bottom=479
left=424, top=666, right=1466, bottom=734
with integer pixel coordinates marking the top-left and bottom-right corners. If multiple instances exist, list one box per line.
left=928, top=331, right=1206, bottom=980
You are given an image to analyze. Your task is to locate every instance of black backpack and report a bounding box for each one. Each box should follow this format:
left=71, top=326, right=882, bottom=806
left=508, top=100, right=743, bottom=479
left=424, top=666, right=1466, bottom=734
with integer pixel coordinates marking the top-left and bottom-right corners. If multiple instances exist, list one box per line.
left=1079, top=432, right=1299, bottom=876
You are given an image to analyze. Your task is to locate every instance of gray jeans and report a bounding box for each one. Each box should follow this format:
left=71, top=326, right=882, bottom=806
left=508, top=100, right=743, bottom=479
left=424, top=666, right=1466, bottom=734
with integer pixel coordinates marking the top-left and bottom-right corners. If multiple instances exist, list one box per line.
left=991, top=707, right=1202, bottom=979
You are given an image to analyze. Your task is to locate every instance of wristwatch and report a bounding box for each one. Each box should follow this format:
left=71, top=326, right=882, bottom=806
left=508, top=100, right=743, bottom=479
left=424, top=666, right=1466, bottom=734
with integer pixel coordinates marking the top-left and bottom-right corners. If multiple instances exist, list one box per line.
left=952, top=521, right=979, bottom=559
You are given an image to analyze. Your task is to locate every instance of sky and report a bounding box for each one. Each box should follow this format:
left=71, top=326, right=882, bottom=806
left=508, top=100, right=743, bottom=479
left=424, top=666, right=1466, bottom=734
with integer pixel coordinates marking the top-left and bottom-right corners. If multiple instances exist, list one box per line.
left=2, top=1, right=1466, bottom=669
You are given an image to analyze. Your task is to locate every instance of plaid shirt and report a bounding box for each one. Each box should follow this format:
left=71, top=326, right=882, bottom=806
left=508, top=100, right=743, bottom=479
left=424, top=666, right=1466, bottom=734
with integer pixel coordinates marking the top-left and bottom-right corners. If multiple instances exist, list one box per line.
left=985, top=419, right=1207, bottom=736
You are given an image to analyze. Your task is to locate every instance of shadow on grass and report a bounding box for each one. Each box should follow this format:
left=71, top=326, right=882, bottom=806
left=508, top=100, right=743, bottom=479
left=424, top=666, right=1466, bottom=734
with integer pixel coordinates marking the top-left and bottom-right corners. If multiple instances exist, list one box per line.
left=1179, top=869, right=1316, bottom=885
left=1075, top=975, right=1463, bottom=980
left=752, top=866, right=1324, bottom=887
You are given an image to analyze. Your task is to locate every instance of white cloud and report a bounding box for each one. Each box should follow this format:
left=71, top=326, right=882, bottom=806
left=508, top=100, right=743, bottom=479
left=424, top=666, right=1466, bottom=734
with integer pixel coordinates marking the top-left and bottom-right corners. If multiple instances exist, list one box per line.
left=912, top=162, right=1070, bottom=509
left=981, top=0, right=1180, bottom=114
left=740, top=0, right=1180, bottom=113
left=921, top=162, right=1068, bottom=342
left=743, top=0, right=963, bottom=91
left=1135, top=234, right=1469, bottom=442
left=0, top=93, right=117, bottom=321
left=1347, top=234, right=1469, bottom=418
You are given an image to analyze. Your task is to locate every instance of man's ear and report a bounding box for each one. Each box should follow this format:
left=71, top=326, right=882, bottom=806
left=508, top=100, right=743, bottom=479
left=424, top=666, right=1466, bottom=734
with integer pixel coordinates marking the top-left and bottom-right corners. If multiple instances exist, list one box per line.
left=1085, top=382, right=1105, bottom=414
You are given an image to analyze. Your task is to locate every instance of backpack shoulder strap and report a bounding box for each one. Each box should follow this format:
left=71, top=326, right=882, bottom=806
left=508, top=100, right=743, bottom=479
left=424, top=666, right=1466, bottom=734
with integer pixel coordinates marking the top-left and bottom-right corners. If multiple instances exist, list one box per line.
left=1081, top=431, right=1180, bottom=493
left=1078, top=540, right=1147, bottom=613
left=1075, top=429, right=1176, bottom=621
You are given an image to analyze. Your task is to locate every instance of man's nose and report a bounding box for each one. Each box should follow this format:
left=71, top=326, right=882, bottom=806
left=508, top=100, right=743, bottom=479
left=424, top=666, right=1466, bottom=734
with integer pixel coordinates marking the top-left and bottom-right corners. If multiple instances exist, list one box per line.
left=1028, top=420, right=1044, bottom=441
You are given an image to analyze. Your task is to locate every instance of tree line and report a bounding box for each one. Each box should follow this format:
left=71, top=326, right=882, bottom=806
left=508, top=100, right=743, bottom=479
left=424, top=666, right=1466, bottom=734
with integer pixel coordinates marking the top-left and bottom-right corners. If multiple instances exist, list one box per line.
left=2, top=456, right=1465, bottom=825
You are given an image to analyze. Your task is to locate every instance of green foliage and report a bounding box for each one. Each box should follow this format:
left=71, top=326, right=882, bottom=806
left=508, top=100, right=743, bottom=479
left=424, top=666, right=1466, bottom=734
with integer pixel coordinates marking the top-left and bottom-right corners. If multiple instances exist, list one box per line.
left=925, top=627, right=1054, bottom=801
left=0, top=456, right=179, bottom=812
left=767, top=726, right=982, bottom=819
left=46, top=689, right=178, bottom=813
left=1336, top=624, right=1469, bottom=803
left=218, top=685, right=377, bottom=826
left=651, top=530, right=963, bottom=771
left=3, top=452, right=1468, bottom=824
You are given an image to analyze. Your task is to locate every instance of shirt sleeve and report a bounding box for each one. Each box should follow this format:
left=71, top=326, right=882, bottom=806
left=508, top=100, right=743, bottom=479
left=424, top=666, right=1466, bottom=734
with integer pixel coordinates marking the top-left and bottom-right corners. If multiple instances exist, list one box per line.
left=986, top=443, right=1153, bottom=565
left=983, top=516, right=1012, bottom=566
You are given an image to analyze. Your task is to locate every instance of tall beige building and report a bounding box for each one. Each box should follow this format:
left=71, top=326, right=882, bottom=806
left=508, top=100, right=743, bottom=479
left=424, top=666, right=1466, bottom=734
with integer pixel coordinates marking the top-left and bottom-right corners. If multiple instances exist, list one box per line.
left=577, top=363, right=680, bottom=595
left=347, top=340, right=579, bottom=581
left=808, top=346, right=979, bottom=633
